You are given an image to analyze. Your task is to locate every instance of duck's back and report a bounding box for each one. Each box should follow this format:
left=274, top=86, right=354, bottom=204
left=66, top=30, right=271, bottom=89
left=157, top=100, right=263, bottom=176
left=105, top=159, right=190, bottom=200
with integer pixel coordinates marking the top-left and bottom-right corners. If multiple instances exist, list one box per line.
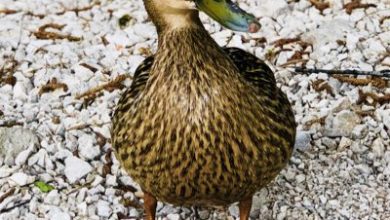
left=112, top=47, right=296, bottom=206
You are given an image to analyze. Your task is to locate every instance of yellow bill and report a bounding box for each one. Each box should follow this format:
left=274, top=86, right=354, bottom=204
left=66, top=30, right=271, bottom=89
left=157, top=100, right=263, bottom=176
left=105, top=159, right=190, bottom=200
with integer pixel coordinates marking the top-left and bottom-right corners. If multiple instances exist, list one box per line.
left=195, top=0, right=261, bottom=33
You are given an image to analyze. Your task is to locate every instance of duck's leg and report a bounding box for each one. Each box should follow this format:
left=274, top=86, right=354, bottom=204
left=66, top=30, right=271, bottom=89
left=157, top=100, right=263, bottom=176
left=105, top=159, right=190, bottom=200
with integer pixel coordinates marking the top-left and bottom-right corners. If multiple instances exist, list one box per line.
left=193, top=206, right=200, bottom=219
left=144, top=191, right=157, bottom=220
left=239, top=196, right=253, bottom=220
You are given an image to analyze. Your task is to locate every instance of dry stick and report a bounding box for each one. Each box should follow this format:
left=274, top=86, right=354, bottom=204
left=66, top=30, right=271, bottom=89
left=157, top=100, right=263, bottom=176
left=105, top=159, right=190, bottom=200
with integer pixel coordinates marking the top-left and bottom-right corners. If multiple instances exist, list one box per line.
left=0, top=188, right=16, bottom=203
left=333, top=75, right=387, bottom=89
left=0, top=198, right=32, bottom=213
left=34, top=23, right=81, bottom=41
left=75, top=75, right=129, bottom=99
left=343, top=0, right=376, bottom=14
left=0, top=120, right=23, bottom=127
left=56, top=1, right=101, bottom=16
left=0, top=9, right=18, bottom=14
left=295, top=67, right=390, bottom=79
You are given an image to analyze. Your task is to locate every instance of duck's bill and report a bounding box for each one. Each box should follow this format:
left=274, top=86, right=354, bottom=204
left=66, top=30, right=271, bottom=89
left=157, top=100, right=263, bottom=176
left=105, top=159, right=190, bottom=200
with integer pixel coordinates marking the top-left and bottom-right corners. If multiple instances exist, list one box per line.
left=195, top=0, right=260, bottom=33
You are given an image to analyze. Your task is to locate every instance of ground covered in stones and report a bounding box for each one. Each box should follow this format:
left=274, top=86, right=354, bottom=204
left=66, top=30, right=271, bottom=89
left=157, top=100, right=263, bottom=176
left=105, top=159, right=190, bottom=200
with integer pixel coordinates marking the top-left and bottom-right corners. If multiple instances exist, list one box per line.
left=0, top=0, right=389, bottom=219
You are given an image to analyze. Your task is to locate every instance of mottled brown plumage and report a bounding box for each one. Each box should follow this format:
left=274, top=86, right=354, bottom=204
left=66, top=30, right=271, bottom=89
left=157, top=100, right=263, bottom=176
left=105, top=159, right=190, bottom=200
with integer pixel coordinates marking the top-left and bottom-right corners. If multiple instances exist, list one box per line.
left=112, top=1, right=296, bottom=219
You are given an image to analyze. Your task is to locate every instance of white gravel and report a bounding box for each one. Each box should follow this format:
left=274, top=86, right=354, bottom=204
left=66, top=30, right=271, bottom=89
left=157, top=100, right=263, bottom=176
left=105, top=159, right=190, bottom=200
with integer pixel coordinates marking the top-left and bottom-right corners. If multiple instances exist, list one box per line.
left=0, top=0, right=390, bottom=219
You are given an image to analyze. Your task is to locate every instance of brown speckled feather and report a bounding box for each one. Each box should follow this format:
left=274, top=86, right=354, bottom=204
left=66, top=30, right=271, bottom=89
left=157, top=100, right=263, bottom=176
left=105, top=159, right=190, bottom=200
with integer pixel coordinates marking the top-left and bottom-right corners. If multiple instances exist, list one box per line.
left=112, top=25, right=296, bottom=206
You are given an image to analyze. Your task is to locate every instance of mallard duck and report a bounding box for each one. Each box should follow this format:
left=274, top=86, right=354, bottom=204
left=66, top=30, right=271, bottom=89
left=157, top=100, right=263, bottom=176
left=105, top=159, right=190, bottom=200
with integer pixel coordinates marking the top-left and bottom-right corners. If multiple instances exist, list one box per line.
left=112, top=0, right=296, bottom=219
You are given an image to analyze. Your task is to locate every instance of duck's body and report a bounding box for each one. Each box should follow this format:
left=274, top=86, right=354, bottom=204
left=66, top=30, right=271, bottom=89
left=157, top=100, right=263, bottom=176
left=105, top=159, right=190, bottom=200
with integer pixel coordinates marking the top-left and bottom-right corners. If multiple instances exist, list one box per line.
left=112, top=1, right=296, bottom=219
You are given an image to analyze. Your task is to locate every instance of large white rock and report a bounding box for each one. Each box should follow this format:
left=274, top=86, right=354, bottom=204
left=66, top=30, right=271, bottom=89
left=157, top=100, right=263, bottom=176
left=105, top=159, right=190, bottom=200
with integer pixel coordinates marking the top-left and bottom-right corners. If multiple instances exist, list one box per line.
left=324, top=110, right=361, bottom=137
left=372, top=138, right=385, bottom=158
left=377, top=109, right=390, bottom=130
left=0, top=127, right=39, bottom=165
left=167, top=213, right=181, bottom=220
left=78, top=133, right=100, bottom=160
left=294, top=131, right=312, bottom=150
left=44, top=190, right=61, bottom=206
left=48, top=207, right=71, bottom=220
left=9, top=172, right=35, bottom=186
left=64, top=156, right=93, bottom=183
left=96, top=200, right=112, bottom=217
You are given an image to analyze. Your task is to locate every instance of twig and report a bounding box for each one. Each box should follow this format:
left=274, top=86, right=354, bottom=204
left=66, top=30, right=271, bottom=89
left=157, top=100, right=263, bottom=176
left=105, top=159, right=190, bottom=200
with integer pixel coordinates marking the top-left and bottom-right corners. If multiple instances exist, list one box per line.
left=79, top=63, right=98, bottom=73
left=0, top=198, right=31, bottom=213
left=311, top=79, right=334, bottom=96
left=333, top=75, right=387, bottom=89
left=357, top=90, right=390, bottom=105
left=272, top=38, right=301, bottom=48
left=121, top=198, right=142, bottom=209
left=33, top=23, right=81, bottom=41
left=343, top=0, right=376, bottom=14
left=66, top=123, right=91, bottom=131
left=304, top=116, right=326, bottom=129
left=0, top=76, right=16, bottom=86
left=38, top=23, right=65, bottom=32
left=102, top=149, right=113, bottom=177
left=0, top=57, right=18, bottom=76
left=380, top=16, right=390, bottom=25
left=25, top=12, right=45, bottom=19
left=295, top=67, right=390, bottom=79
left=280, top=59, right=309, bottom=68
left=0, top=188, right=15, bottom=204
left=0, top=120, right=23, bottom=127
left=56, top=1, right=101, bottom=16
left=75, top=75, right=129, bottom=100
left=0, top=9, right=18, bottom=15
left=66, top=122, right=109, bottom=131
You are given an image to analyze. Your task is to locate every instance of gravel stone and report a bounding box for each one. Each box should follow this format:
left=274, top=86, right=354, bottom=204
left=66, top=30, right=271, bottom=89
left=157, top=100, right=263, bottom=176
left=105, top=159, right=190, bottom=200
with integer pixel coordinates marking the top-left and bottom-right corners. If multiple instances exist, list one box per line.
left=64, top=156, right=93, bottom=184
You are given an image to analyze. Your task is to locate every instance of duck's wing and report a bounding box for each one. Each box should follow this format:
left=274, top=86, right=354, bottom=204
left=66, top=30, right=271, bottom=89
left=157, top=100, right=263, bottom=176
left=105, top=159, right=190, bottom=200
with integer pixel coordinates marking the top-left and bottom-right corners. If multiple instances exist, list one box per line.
left=126, top=56, right=154, bottom=99
left=116, top=48, right=276, bottom=102
left=112, top=56, right=154, bottom=147
left=113, top=56, right=154, bottom=112
left=224, top=47, right=296, bottom=137
left=223, top=47, right=276, bottom=91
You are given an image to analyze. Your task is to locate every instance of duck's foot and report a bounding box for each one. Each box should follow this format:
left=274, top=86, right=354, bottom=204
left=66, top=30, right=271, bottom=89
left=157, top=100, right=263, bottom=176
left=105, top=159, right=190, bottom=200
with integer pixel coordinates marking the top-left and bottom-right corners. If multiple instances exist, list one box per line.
left=192, top=206, right=200, bottom=219
left=117, top=212, right=138, bottom=220
left=239, top=196, right=253, bottom=220
left=144, top=191, right=157, bottom=220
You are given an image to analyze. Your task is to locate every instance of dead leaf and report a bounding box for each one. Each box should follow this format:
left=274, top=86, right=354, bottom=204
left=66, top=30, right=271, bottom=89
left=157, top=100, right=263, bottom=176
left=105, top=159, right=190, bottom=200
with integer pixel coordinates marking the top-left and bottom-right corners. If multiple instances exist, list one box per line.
left=39, top=78, right=68, bottom=95
left=309, top=0, right=330, bottom=13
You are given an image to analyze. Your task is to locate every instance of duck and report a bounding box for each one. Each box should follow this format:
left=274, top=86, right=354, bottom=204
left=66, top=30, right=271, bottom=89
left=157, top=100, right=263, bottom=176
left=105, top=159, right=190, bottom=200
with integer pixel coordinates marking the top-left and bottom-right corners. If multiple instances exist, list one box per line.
left=112, top=0, right=296, bottom=219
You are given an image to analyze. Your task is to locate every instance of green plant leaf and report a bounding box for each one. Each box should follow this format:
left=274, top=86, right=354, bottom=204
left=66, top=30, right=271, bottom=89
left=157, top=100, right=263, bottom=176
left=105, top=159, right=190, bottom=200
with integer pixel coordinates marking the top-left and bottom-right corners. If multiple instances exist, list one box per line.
left=34, top=181, right=55, bottom=193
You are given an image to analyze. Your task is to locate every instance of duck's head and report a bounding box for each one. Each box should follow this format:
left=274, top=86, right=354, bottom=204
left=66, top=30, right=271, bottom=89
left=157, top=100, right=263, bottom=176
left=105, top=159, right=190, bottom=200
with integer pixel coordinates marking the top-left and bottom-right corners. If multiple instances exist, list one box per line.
left=143, top=0, right=260, bottom=33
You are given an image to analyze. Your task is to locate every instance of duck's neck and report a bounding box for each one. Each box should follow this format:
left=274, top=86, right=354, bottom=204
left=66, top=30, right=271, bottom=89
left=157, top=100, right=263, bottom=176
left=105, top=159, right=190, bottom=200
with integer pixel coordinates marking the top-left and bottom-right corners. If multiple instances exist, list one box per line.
left=150, top=25, right=237, bottom=81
